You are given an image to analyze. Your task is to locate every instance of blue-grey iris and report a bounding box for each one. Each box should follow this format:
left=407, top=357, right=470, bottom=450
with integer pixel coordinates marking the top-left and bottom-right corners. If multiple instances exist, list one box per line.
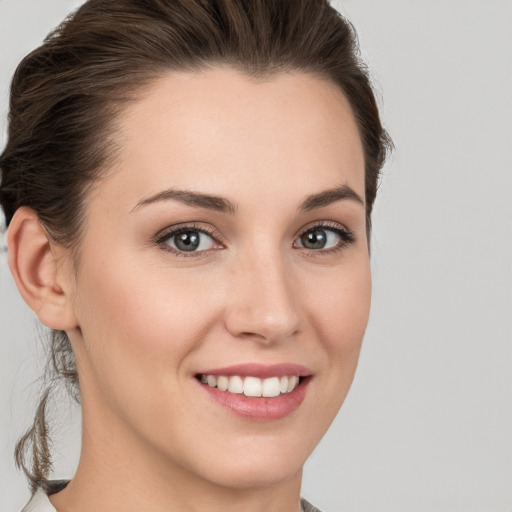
left=301, top=229, right=327, bottom=249
left=174, top=231, right=201, bottom=251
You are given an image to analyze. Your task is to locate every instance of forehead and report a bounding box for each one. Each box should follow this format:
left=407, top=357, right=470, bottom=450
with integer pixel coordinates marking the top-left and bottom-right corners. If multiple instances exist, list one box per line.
left=92, top=68, right=365, bottom=212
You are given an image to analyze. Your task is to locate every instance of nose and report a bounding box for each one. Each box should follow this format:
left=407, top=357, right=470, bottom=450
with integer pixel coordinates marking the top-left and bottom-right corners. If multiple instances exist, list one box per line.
left=224, top=253, right=300, bottom=345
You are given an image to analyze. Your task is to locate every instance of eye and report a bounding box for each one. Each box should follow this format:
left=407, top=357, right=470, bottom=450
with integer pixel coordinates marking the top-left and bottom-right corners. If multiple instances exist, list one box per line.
left=157, top=225, right=219, bottom=255
left=294, top=223, right=354, bottom=252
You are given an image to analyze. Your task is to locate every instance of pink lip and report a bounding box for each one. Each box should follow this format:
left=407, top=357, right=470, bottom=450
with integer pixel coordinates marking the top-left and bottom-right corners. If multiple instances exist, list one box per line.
left=195, top=363, right=312, bottom=421
left=196, top=363, right=312, bottom=379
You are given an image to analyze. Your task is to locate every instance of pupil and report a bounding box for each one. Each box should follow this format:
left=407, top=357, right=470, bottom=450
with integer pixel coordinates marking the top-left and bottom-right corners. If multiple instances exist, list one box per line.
left=302, top=229, right=327, bottom=249
left=175, top=231, right=200, bottom=251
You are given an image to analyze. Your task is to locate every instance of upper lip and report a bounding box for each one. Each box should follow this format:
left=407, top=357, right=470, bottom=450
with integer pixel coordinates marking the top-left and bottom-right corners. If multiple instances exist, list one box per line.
left=196, top=363, right=312, bottom=379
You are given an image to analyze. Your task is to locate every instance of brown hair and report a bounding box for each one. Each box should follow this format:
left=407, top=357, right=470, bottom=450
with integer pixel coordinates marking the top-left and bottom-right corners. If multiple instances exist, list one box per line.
left=0, top=0, right=392, bottom=491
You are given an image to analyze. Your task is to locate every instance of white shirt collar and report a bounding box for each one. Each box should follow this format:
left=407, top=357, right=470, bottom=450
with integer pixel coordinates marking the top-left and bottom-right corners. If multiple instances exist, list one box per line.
left=21, top=488, right=56, bottom=512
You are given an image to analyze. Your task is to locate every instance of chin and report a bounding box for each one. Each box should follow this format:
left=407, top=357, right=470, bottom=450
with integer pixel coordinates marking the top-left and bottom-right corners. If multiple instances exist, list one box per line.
left=200, top=456, right=303, bottom=490
left=184, top=430, right=313, bottom=490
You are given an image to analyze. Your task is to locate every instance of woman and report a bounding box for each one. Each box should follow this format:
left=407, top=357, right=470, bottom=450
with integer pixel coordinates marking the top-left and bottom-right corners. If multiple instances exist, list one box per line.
left=0, top=0, right=391, bottom=510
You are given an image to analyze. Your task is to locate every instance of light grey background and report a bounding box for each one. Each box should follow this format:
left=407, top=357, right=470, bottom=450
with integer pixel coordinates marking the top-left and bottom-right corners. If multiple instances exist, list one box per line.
left=1, top=1, right=511, bottom=511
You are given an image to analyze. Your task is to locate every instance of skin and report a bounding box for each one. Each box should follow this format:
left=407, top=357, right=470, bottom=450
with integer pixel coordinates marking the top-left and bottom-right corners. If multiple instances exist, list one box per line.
left=9, top=68, right=370, bottom=512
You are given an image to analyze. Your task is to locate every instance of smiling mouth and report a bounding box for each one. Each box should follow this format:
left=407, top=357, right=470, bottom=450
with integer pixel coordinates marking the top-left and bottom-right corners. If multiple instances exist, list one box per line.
left=196, top=374, right=304, bottom=397
left=195, top=363, right=311, bottom=420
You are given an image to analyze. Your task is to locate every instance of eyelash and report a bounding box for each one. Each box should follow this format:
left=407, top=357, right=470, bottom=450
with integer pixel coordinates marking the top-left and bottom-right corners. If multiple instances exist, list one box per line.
left=295, top=221, right=355, bottom=256
left=155, top=223, right=222, bottom=258
left=155, top=221, right=355, bottom=258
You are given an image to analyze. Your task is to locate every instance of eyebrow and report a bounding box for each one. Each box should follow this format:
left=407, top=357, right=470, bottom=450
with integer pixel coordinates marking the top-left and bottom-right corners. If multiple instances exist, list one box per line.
left=131, top=184, right=364, bottom=214
left=299, top=184, right=364, bottom=211
left=131, top=188, right=237, bottom=214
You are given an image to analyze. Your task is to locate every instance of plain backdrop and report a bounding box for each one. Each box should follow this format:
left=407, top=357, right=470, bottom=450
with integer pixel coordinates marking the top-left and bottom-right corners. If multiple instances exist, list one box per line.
left=1, top=1, right=511, bottom=511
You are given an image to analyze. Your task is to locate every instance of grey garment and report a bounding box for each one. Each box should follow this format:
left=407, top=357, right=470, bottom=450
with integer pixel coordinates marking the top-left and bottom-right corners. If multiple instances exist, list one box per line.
left=23, top=482, right=323, bottom=512
left=301, top=497, right=323, bottom=512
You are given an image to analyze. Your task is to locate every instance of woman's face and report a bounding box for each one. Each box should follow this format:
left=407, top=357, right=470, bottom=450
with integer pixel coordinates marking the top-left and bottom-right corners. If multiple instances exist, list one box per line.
left=65, top=68, right=370, bottom=490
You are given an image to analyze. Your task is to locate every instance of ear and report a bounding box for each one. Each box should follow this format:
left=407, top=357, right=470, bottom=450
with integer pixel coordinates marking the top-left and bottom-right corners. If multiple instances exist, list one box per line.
left=7, top=207, right=78, bottom=331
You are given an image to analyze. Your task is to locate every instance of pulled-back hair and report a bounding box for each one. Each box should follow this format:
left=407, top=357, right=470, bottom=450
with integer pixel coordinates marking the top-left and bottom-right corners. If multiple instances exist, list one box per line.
left=0, top=0, right=391, bottom=491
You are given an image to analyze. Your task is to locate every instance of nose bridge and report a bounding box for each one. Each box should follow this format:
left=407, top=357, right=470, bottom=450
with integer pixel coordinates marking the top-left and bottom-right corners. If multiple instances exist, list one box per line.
left=225, top=245, right=300, bottom=343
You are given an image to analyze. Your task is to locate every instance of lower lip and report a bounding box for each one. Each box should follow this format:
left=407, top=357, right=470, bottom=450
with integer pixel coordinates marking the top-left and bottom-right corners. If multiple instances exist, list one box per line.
left=197, top=378, right=310, bottom=421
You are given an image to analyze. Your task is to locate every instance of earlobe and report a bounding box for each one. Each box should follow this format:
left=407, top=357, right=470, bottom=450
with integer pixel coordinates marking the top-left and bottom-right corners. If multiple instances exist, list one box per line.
left=7, top=207, right=78, bottom=331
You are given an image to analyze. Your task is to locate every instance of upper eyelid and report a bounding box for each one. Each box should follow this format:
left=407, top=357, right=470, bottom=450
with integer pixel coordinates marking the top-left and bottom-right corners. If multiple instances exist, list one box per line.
left=294, top=220, right=351, bottom=239
left=155, top=222, right=222, bottom=243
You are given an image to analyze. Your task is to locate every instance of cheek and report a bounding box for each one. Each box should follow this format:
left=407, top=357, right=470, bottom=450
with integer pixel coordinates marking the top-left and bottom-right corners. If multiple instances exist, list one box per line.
left=316, top=255, right=371, bottom=335
left=72, top=253, right=222, bottom=403
left=309, top=256, right=371, bottom=381
left=78, top=251, right=216, bottom=344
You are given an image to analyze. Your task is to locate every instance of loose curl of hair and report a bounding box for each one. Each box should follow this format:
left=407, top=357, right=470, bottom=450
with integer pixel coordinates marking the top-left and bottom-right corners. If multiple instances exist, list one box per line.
left=0, top=0, right=392, bottom=492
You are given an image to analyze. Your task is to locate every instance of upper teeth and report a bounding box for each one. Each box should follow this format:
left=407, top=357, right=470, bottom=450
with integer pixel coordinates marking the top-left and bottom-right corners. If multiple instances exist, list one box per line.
left=200, top=374, right=300, bottom=397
